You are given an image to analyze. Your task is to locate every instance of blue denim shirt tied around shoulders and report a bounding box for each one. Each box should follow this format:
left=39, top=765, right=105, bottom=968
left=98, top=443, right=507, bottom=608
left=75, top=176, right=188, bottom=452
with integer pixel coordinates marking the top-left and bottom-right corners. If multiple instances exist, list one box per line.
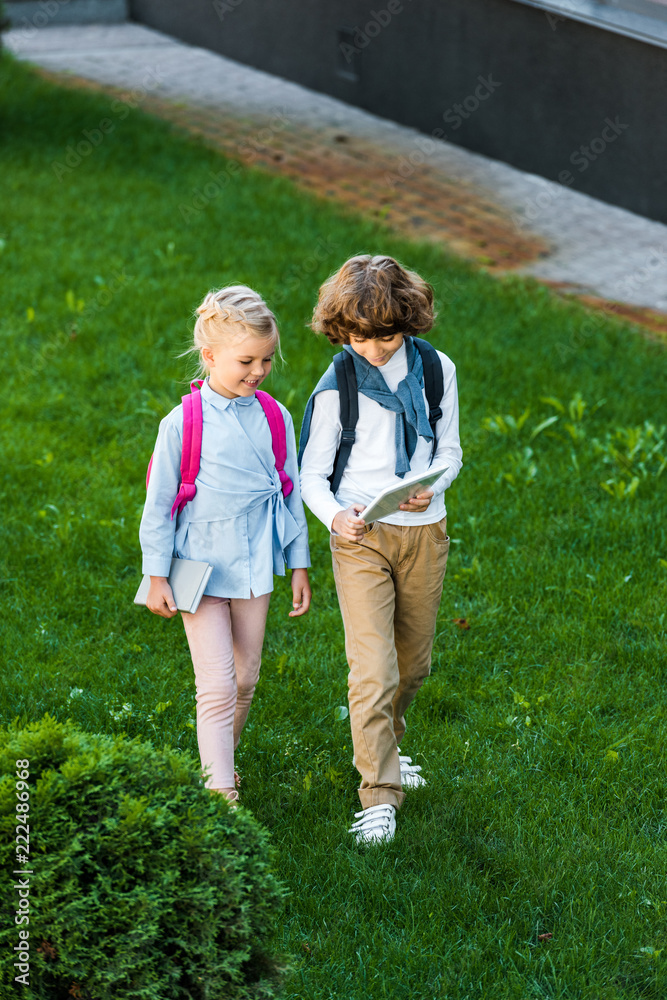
left=298, top=337, right=433, bottom=478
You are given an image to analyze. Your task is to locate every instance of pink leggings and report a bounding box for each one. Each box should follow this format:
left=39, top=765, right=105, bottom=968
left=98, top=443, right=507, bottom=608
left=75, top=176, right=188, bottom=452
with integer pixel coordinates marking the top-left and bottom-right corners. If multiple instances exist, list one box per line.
left=181, top=593, right=271, bottom=790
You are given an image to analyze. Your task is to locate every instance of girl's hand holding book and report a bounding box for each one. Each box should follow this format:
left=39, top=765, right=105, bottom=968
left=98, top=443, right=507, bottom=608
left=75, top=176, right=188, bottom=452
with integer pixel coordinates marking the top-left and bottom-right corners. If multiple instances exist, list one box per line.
left=146, top=577, right=179, bottom=618
left=289, top=568, right=312, bottom=617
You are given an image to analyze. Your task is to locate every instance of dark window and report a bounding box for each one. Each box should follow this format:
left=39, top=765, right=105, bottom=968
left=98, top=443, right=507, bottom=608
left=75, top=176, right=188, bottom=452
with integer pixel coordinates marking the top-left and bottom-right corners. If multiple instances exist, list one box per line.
left=337, top=27, right=361, bottom=82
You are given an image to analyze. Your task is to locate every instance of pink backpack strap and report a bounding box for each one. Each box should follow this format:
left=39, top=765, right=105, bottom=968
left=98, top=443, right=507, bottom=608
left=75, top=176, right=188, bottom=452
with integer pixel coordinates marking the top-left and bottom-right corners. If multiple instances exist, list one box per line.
left=255, top=389, right=293, bottom=498
left=170, top=380, right=204, bottom=520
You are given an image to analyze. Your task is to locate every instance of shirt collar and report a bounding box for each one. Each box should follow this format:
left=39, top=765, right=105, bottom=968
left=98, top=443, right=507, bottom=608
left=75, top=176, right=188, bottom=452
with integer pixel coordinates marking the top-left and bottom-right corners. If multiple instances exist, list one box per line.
left=200, top=378, right=257, bottom=409
left=383, top=340, right=407, bottom=373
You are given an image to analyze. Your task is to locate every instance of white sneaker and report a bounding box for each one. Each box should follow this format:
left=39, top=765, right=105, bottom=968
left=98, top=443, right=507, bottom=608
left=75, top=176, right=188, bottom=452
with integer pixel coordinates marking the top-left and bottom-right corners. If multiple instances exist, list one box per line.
left=348, top=803, right=396, bottom=844
left=351, top=750, right=426, bottom=788
left=398, top=750, right=426, bottom=789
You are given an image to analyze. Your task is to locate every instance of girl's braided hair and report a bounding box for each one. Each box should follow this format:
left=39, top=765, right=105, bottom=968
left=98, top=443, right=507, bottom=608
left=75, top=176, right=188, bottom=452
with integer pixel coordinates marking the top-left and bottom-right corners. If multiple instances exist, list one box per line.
left=185, top=285, right=280, bottom=377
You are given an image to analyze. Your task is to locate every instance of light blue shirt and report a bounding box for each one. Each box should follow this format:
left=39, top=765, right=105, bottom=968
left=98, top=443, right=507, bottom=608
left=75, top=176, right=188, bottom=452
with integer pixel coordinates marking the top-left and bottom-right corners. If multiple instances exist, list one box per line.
left=140, top=380, right=310, bottom=599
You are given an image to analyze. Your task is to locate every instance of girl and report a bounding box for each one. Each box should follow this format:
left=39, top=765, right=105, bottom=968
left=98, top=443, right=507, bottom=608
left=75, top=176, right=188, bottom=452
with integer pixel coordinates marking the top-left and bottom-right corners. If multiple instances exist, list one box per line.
left=140, top=285, right=311, bottom=805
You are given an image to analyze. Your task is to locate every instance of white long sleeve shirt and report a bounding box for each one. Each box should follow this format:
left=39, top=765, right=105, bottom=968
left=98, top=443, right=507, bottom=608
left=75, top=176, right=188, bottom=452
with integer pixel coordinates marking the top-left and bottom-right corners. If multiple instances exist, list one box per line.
left=299, top=341, right=462, bottom=531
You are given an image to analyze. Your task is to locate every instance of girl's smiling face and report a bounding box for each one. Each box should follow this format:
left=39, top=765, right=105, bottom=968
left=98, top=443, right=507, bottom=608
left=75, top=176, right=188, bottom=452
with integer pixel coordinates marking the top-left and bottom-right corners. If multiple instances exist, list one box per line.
left=202, top=327, right=276, bottom=398
left=348, top=332, right=405, bottom=366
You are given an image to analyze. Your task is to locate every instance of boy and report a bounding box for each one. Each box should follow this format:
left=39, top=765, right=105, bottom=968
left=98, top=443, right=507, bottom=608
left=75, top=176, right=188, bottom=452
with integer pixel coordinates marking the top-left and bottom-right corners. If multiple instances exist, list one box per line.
left=299, top=254, right=462, bottom=843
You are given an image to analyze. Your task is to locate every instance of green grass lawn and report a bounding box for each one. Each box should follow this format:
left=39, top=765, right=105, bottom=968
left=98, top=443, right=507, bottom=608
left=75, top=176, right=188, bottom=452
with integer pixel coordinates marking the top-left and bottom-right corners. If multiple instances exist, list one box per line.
left=2, top=55, right=667, bottom=999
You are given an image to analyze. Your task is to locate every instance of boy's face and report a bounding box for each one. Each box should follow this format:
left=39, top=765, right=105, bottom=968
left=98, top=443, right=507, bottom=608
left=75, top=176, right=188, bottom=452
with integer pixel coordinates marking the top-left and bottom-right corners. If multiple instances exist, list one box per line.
left=348, top=332, right=404, bottom=367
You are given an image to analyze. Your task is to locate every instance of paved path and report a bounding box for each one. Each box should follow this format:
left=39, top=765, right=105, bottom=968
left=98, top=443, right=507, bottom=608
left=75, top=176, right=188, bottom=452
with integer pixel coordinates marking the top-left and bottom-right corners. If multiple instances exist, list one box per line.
left=7, top=22, right=667, bottom=324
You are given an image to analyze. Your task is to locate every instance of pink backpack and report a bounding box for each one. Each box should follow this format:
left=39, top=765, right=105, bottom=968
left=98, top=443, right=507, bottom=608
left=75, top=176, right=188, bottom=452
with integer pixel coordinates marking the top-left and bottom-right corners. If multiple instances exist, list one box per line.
left=146, top=380, right=293, bottom=520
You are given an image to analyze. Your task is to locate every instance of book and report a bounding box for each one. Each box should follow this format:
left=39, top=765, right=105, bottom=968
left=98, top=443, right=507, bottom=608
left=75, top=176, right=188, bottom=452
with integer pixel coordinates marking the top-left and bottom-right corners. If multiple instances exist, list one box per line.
left=359, top=464, right=450, bottom=524
left=134, top=558, right=213, bottom=615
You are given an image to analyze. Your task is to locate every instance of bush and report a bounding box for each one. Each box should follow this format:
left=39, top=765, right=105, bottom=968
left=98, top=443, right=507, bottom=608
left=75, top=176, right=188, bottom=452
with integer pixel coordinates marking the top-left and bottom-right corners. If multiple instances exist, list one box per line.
left=0, top=716, right=286, bottom=999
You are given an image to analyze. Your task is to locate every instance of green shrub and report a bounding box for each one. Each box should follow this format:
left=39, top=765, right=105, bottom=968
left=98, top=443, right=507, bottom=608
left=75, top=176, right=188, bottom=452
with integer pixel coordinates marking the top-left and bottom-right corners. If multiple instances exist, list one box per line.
left=0, top=716, right=286, bottom=999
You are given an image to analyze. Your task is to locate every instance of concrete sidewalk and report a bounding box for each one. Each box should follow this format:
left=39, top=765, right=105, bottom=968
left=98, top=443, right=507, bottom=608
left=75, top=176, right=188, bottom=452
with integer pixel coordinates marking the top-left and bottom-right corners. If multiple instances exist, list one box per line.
left=7, top=22, right=667, bottom=322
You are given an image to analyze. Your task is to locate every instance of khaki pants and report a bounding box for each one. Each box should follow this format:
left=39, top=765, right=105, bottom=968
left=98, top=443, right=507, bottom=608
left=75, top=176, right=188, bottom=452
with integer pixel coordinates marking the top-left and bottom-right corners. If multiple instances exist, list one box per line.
left=331, top=518, right=450, bottom=809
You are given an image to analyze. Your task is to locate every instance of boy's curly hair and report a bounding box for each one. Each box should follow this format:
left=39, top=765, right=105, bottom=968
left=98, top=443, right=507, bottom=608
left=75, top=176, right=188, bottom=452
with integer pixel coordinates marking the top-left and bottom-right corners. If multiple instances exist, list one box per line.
left=310, top=254, right=436, bottom=344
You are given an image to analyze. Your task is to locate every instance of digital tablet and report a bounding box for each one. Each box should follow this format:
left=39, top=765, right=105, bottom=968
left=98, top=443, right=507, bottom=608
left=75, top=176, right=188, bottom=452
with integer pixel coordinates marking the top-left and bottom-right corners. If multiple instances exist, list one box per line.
left=360, top=464, right=450, bottom=523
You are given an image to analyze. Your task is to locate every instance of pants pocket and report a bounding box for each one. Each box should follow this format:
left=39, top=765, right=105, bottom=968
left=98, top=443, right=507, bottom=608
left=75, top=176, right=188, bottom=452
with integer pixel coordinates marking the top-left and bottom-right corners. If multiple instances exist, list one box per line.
left=425, top=518, right=449, bottom=544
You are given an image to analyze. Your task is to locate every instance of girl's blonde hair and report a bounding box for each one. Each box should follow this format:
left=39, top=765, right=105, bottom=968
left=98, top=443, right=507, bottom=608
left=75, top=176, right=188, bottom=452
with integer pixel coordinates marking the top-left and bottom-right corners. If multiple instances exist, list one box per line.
left=185, top=285, right=280, bottom=377
left=311, top=254, right=435, bottom=344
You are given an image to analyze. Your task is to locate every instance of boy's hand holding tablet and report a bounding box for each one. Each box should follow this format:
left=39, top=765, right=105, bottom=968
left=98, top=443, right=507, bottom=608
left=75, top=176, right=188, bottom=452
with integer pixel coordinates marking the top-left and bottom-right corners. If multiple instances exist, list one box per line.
left=332, top=488, right=435, bottom=542
left=332, top=505, right=367, bottom=542
left=332, top=464, right=446, bottom=542
left=398, top=487, right=434, bottom=513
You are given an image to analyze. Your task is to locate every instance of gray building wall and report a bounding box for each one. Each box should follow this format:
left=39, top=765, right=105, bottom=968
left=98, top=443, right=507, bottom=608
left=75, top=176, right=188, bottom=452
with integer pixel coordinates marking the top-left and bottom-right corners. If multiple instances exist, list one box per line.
left=128, top=0, right=667, bottom=224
